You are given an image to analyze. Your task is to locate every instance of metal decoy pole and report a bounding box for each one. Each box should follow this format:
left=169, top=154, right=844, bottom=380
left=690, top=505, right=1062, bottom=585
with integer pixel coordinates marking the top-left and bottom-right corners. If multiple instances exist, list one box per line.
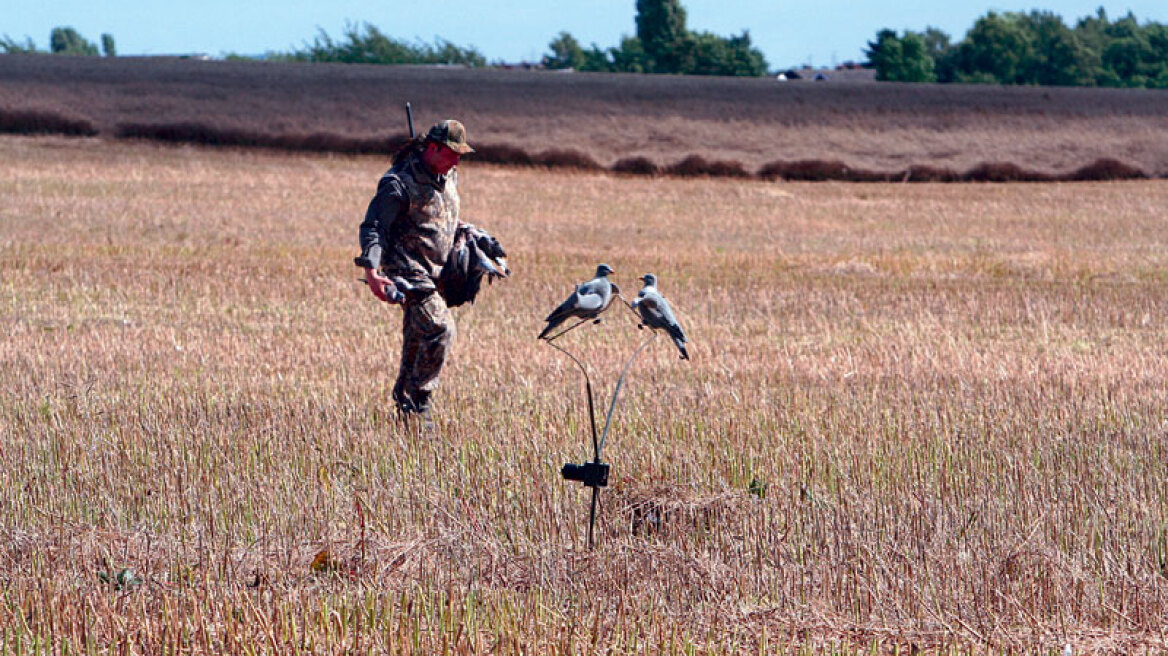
left=547, top=305, right=657, bottom=550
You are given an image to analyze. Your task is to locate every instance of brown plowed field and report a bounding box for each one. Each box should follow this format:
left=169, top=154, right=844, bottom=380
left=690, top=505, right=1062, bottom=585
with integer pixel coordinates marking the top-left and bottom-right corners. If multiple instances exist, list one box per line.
left=3, top=53, right=1168, bottom=177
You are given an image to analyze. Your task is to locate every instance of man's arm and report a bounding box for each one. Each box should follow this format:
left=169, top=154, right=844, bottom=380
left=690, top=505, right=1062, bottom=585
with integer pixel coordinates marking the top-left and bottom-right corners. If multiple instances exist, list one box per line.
left=355, top=177, right=406, bottom=269
left=356, top=177, right=407, bottom=303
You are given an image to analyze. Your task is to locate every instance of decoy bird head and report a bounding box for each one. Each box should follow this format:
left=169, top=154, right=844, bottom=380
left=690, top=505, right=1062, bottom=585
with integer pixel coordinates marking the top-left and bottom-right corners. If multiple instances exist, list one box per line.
left=640, top=273, right=657, bottom=287
left=595, top=263, right=615, bottom=278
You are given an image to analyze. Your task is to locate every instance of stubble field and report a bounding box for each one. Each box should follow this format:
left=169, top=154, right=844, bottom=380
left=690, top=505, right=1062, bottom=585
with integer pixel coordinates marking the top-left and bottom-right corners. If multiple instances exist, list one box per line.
left=2, top=135, right=1168, bottom=654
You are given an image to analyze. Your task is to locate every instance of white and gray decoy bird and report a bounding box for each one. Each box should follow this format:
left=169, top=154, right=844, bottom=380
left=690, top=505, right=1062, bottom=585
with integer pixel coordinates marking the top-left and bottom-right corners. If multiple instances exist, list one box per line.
left=538, top=264, right=619, bottom=340
left=631, top=273, right=689, bottom=360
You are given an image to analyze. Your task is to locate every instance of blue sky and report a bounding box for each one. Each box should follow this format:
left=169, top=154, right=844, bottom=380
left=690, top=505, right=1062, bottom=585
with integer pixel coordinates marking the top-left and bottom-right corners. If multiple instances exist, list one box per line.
left=5, top=1, right=1167, bottom=68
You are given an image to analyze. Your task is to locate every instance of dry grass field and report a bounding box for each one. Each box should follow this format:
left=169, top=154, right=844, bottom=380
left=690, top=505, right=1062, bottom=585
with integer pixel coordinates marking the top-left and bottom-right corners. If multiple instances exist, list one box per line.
left=2, top=135, right=1168, bottom=654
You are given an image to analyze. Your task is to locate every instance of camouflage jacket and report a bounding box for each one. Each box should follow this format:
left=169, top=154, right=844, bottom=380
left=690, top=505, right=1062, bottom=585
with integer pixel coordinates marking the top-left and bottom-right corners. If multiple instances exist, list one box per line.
left=355, top=151, right=461, bottom=286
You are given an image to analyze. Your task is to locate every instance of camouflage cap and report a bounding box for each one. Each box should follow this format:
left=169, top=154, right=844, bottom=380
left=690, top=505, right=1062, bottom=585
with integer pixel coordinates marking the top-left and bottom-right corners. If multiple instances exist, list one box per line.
left=425, top=119, right=474, bottom=154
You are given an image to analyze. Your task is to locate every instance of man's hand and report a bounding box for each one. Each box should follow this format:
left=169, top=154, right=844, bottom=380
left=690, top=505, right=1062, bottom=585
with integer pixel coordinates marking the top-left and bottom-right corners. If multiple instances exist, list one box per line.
left=364, top=268, right=402, bottom=304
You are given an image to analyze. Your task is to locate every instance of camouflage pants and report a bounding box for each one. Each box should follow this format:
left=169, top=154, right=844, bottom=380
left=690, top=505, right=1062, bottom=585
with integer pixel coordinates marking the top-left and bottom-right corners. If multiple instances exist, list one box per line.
left=393, top=291, right=455, bottom=414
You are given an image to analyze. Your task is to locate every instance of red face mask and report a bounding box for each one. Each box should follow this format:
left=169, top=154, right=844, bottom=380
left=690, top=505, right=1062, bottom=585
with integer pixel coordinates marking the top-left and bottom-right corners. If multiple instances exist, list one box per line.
left=422, top=142, right=461, bottom=175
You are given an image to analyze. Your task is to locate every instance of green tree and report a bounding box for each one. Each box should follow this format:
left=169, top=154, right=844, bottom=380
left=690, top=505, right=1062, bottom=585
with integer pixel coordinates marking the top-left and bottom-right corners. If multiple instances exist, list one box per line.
left=921, top=26, right=951, bottom=60
left=609, top=35, right=648, bottom=73
left=544, top=32, right=585, bottom=69
left=921, top=27, right=962, bottom=82
left=636, top=0, right=687, bottom=72
left=873, top=7, right=1166, bottom=88
left=721, top=31, right=768, bottom=76
left=865, top=29, right=936, bottom=82
left=952, top=12, right=1035, bottom=84
left=1097, top=13, right=1166, bottom=86
left=1, top=35, right=39, bottom=53
left=1018, top=11, right=1096, bottom=85
left=538, top=1, right=767, bottom=76
left=1145, top=23, right=1168, bottom=87
left=50, top=27, right=98, bottom=56
left=286, top=22, right=484, bottom=66
left=580, top=44, right=613, bottom=72
left=676, top=30, right=767, bottom=76
left=101, top=33, right=116, bottom=57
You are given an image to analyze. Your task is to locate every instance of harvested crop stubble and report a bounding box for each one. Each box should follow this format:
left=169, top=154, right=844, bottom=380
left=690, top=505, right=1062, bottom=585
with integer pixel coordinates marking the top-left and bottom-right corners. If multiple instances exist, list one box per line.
left=2, top=136, right=1168, bottom=654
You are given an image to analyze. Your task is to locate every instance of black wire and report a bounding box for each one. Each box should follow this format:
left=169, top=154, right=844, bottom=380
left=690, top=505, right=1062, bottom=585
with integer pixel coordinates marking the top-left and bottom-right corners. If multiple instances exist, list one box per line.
left=597, top=333, right=657, bottom=458
left=587, top=486, right=599, bottom=550
left=542, top=316, right=591, bottom=343
left=543, top=336, right=599, bottom=461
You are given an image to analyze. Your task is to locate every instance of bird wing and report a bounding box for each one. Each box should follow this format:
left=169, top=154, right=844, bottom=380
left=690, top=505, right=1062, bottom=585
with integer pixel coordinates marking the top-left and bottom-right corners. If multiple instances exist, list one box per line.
left=638, top=291, right=687, bottom=343
left=574, top=277, right=612, bottom=314
left=573, top=287, right=606, bottom=313
left=544, top=289, right=581, bottom=322
left=657, top=295, right=687, bottom=343
left=636, top=290, right=667, bottom=327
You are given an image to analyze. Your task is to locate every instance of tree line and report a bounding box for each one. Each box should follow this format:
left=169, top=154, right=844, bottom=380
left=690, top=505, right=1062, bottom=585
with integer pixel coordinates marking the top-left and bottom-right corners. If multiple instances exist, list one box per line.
left=867, top=8, right=1168, bottom=88
left=542, top=0, right=768, bottom=76
left=1, top=0, right=765, bottom=77
left=271, top=23, right=486, bottom=67
left=275, top=0, right=766, bottom=76
left=2, top=27, right=115, bottom=56
left=7, top=5, right=1166, bottom=88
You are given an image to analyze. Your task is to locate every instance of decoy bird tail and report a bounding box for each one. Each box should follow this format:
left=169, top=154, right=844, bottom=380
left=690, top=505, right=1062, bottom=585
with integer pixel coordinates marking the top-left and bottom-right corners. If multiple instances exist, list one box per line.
left=678, top=344, right=690, bottom=360
left=544, top=296, right=574, bottom=323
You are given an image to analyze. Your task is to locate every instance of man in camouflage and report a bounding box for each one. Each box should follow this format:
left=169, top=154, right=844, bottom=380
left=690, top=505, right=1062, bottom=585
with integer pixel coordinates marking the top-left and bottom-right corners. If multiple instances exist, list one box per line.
left=355, top=120, right=474, bottom=417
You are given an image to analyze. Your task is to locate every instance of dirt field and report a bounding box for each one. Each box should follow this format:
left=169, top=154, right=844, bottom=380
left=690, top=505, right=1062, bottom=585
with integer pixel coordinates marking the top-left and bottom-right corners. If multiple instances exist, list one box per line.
left=2, top=54, right=1168, bottom=177
left=2, top=135, right=1168, bottom=654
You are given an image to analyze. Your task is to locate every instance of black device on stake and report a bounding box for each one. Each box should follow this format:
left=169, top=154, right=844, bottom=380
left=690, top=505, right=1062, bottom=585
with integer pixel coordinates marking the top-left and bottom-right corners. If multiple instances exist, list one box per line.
left=545, top=307, right=657, bottom=550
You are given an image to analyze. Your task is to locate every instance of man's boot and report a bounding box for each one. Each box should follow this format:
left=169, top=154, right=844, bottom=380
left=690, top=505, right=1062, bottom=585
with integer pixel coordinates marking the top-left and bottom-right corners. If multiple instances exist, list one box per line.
left=412, top=390, right=435, bottom=433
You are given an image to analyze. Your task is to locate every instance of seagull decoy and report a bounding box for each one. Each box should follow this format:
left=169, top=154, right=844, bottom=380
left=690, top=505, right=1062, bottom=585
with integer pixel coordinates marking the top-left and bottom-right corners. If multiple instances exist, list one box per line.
left=631, top=273, right=689, bottom=360
left=538, top=264, right=619, bottom=340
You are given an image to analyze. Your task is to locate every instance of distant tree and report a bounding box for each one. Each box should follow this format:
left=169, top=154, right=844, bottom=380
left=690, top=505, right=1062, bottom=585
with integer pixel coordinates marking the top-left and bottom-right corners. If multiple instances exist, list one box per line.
left=580, top=44, right=613, bottom=72
left=0, top=35, right=39, bottom=53
left=285, top=22, right=484, bottom=67
left=636, top=0, right=687, bottom=72
left=429, top=37, right=485, bottom=67
left=101, top=33, right=116, bottom=57
left=1017, top=11, right=1096, bottom=86
left=609, top=35, right=648, bottom=73
left=1145, top=23, right=1168, bottom=87
left=559, top=0, right=767, bottom=76
left=1099, top=13, right=1168, bottom=86
left=675, top=30, right=767, bottom=76
left=50, top=27, right=99, bottom=56
left=865, top=29, right=936, bottom=82
left=544, top=31, right=585, bottom=69
left=950, top=12, right=1036, bottom=84
left=873, top=7, right=1167, bottom=88
left=920, top=26, right=952, bottom=60
left=726, top=31, right=768, bottom=76
left=919, top=27, right=959, bottom=81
